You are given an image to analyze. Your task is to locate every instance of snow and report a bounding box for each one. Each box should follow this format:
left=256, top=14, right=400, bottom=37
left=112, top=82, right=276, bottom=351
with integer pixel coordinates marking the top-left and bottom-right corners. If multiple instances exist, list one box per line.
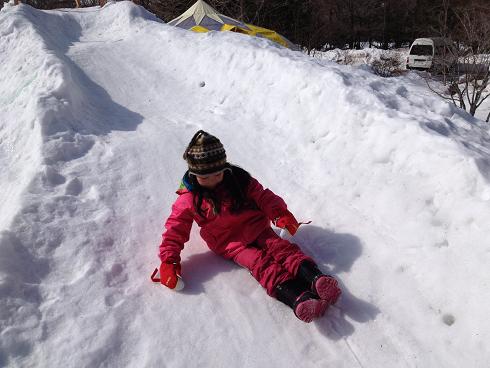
left=1, top=2, right=490, bottom=367
left=313, top=47, right=490, bottom=122
left=311, top=47, right=408, bottom=67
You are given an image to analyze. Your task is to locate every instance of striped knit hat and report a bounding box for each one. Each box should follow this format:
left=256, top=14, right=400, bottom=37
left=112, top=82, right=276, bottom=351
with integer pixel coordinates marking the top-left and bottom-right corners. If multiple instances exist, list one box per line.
left=183, top=130, right=227, bottom=176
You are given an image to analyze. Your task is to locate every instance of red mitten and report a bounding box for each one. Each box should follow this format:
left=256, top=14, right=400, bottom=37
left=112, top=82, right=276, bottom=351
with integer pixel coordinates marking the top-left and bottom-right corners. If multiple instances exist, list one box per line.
left=159, top=262, right=181, bottom=289
left=275, top=211, right=300, bottom=236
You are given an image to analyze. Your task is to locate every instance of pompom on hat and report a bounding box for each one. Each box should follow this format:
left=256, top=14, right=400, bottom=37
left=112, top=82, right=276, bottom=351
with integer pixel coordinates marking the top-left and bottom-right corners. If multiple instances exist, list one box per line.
left=183, top=130, right=227, bottom=176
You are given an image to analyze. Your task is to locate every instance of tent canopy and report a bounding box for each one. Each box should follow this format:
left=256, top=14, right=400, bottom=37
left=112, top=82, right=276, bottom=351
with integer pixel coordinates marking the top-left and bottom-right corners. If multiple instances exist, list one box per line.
left=168, top=0, right=297, bottom=50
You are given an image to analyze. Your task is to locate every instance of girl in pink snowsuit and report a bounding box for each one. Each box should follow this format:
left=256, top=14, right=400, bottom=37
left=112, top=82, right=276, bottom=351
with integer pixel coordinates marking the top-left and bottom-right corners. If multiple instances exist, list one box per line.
left=158, top=130, right=341, bottom=322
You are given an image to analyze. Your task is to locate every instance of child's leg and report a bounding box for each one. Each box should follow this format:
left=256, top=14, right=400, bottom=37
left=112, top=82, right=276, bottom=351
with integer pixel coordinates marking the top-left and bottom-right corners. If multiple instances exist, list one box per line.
left=254, top=227, right=313, bottom=278
left=255, top=228, right=341, bottom=304
left=232, top=246, right=291, bottom=296
left=233, top=246, right=329, bottom=322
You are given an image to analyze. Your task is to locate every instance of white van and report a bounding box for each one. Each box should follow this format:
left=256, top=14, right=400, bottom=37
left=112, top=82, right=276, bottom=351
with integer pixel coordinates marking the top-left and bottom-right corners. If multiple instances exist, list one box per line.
left=406, top=37, right=456, bottom=72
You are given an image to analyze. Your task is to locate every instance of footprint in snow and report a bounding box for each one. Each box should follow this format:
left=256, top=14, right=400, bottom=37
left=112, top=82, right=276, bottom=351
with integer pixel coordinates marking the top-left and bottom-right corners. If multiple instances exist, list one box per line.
left=104, top=263, right=128, bottom=288
left=42, top=167, right=66, bottom=187
left=65, top=178, right=83, bottom=196
left=434, top=239, right=449, bottom=248
left=442, top=314, right=456, bottom=326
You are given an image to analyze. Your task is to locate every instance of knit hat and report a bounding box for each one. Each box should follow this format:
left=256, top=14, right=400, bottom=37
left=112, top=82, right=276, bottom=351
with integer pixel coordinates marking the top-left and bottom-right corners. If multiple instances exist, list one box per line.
left=183, top=130, right=227, bottom=176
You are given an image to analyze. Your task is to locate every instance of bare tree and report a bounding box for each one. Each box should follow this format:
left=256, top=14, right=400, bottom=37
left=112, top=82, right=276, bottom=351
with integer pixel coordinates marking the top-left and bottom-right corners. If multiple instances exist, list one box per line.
left=426, top=1, right=490, bottom=122
left=452, top=3, right=490, bottom=119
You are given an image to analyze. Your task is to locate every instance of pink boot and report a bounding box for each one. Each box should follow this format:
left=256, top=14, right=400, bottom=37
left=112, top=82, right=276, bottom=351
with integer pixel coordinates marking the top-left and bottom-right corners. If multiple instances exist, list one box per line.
left=314, top=275, right=341, bottom=304
left=275, top=280, right=329, bottom=323
left=294, top=291, right=329, bottom=323
left=298, top=262, right=342, bottom=304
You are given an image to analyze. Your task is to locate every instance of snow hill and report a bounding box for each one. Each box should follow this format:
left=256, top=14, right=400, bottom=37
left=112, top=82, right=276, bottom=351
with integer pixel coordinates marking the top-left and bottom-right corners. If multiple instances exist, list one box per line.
left=1, top=2, right=490, bottom=367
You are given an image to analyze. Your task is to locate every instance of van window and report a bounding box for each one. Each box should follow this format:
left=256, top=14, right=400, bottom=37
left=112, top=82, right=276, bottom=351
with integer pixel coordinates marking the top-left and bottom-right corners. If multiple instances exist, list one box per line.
left=410, top=45, right=433, bottom=56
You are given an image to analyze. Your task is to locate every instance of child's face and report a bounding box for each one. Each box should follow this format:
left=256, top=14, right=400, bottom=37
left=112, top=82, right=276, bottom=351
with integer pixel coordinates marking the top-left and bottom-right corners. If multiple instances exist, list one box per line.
left=196, top=172, right=224, bottom=189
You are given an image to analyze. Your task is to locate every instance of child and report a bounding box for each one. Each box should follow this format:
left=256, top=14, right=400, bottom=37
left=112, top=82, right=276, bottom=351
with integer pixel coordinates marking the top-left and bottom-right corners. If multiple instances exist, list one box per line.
left=157, top=130, right=341, bottom=323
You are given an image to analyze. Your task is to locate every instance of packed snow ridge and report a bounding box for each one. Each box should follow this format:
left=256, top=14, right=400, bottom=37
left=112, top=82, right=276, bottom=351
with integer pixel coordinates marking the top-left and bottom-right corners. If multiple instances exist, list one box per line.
left=1, top=2, right=490, bottom=367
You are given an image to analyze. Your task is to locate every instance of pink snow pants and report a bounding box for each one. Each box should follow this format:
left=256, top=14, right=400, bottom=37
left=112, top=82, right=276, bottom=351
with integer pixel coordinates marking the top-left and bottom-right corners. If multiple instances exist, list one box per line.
left=232, top=227, right=313, bottom=296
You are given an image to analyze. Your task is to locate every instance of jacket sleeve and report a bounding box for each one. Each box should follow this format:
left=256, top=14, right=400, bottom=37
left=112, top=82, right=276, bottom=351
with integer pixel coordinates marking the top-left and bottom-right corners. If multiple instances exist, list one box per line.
left=158, top=194, right=194, bottom=264
left=246, top=177, right=288, bottom=222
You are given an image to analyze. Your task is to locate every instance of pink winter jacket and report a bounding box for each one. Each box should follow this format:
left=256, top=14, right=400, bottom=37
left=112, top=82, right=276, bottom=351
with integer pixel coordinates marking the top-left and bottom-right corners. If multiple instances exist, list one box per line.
left=158, top=177, right=288, bottom=263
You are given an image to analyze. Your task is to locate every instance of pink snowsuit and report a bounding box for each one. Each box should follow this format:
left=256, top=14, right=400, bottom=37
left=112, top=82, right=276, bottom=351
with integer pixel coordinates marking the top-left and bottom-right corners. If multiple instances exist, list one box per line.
left=158, top=176, right=313, bottom=296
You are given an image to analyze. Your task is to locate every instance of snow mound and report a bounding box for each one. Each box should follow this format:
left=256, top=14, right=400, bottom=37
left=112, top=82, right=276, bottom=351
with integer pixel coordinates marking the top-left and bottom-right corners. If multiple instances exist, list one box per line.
left=313, top=47, right=407, bottom=67
left=1, top=2, right=490, bottom=367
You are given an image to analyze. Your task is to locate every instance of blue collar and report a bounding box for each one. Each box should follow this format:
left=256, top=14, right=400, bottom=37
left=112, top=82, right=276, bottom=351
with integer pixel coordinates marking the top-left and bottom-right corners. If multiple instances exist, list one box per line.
left=181, top=172, right=195, bottom=191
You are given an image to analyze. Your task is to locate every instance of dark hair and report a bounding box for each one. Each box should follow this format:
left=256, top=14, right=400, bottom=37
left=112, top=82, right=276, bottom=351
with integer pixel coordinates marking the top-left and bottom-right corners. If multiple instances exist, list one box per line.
left=186, top=164, right=252, bottom=218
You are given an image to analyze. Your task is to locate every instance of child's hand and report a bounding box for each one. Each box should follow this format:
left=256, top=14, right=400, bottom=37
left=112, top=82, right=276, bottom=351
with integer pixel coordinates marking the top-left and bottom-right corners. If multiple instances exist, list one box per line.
left=159, top=262, right=182, bottom=289
left=275, top=211, right=300, bottom=236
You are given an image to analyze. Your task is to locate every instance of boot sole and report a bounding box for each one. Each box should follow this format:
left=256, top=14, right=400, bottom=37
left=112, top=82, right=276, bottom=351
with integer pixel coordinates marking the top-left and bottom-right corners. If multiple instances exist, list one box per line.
left=295, top=299, right=329, bottom=323
left=315, top=276, right=341, bottom=304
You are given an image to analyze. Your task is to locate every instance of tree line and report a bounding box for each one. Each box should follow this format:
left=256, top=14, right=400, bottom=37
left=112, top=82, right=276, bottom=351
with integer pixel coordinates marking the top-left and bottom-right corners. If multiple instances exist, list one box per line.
left=90, top=0, right=490, bottom=52
left=4, top=0, right=489, bottom=52
left=117, top=0, right=490, bottom=52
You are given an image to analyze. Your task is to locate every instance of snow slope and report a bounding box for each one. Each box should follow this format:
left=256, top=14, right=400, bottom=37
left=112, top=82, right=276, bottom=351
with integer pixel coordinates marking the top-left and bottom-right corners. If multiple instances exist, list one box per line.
left=1, top=2, right=490, bottom=367
left=313, top=47, right=490, bottom=122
